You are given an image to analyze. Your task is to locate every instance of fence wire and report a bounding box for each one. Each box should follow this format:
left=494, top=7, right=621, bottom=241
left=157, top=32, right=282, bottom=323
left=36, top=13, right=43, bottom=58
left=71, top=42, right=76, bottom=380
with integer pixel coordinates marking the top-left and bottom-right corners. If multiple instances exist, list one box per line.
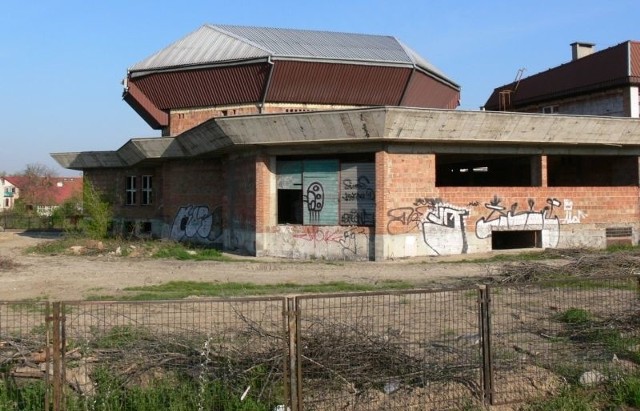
left=0, top=301, right=50, bottom=410
left=0, top=276, right=639, bottom=410
left=295, top=289, right=483, bottom=410
left=489, top=276, right=640, bottom=405
left=62, top=298, right=287, bottom=410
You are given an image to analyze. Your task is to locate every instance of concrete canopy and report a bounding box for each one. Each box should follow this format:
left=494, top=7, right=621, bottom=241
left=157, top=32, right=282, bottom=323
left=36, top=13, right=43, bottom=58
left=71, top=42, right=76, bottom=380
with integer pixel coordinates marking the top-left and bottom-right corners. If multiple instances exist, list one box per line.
left=52, top=107, right=640, bottom=170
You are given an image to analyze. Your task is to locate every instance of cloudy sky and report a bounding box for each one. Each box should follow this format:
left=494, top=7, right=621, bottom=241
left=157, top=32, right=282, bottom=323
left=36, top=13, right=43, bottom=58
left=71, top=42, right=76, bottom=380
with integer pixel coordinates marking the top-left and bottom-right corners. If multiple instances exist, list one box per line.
left=2, top=0, right=638, bottom=175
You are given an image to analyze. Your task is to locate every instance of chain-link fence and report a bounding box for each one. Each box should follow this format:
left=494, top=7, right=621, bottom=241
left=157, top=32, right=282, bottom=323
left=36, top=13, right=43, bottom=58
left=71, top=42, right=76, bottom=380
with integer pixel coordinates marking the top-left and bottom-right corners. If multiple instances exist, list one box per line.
left=1, top=276, right=639, bottom=410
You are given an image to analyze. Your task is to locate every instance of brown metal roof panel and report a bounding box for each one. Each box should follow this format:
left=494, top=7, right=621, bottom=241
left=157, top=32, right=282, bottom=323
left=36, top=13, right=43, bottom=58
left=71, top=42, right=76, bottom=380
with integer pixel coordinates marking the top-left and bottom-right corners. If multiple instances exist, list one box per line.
left=131, top=63, right=269, bottom=109
left=402, top=71, right=460, bottom=109
left=267, top=61, right=408, bottom=105
left=630, top=41, right=640, bottom=77
left=123, top=81, right=169, bottom=129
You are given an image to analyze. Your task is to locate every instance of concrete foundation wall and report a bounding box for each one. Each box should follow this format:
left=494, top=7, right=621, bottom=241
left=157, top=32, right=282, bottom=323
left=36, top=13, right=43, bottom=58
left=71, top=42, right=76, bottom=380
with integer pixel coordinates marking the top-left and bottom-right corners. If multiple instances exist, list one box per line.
left=263, top=225, right=373, bottom=261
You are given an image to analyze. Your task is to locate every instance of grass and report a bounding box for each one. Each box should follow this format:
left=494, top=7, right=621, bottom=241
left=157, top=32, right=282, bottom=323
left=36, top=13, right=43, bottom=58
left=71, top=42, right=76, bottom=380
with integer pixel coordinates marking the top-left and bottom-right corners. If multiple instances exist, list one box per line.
left=524, top=373, right=640, bottom=410
left=0, top=369, right=277, bottom=411
left=87, top=279, right=415, bottom=300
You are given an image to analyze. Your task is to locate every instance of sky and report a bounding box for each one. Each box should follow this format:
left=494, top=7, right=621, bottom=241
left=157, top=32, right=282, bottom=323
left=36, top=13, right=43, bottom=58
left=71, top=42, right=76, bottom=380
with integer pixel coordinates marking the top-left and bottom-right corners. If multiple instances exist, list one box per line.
left=2, top=0, right=639, bottom=176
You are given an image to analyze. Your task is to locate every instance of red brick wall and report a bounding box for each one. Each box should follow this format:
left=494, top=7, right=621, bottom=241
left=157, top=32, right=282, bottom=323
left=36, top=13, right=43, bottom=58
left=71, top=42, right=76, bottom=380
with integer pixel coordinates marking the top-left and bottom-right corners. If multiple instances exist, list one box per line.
left=255, top=153, right=271, bottom=233
left=161, top=159, right=224, bottom=223
left=378, top=151, right=640, bottom=237
left=223, top=154, right=257, bottom=232
left=85, top=167, right=163, bottom=220
left=376, top=152, right=437, bottom=235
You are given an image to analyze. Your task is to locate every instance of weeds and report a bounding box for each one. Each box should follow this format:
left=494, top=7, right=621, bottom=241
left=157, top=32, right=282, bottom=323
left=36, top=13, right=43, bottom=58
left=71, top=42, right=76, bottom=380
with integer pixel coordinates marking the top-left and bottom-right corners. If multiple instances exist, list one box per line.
left=0, top=256, right=19, bottom=271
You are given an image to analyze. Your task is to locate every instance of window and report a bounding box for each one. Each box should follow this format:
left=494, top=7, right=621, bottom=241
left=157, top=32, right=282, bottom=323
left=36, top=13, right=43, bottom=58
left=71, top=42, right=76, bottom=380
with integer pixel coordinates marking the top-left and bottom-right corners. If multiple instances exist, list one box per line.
left=276, top=158, right=375, bottom=226
left=542, top=105, right=559, bottom=114
left=142, top=175, right=153, bottom=205
left=547, top=155, right=638, bottom=186
left=126, top=176, right=137, bottom=205
left=436, top=154, right=539, bottom=187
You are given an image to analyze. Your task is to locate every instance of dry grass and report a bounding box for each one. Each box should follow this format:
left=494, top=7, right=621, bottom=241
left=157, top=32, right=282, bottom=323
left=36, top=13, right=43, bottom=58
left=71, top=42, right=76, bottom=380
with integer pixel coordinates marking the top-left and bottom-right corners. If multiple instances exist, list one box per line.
left=0, top=256, right=19, bottom=271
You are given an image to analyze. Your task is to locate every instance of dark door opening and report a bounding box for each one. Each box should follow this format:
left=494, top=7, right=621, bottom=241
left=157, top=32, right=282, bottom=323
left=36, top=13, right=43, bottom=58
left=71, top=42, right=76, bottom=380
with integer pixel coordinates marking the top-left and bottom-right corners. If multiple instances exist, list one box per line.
left=491, top=231, right=541, bottom=250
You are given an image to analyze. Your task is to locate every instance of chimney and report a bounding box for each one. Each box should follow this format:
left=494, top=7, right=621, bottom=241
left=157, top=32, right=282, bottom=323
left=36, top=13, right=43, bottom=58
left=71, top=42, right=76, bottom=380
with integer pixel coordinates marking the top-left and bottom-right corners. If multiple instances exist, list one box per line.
left=571, top=42, right=595, bottom=61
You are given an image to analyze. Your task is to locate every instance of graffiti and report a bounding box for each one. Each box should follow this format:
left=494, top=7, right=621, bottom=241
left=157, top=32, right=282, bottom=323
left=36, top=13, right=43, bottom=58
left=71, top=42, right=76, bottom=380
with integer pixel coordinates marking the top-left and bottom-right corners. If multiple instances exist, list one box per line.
left=386, top=198, right=441, bottom=234
left=339, top=227, right=368, bottom=257
left=293, top=225, right=344, bottom=244
left=561, top=199, right=587, bottom=224
left=304, top=182, right=324, bottom=222
left=475, top=196, right=561, bottom=248
left=170, top=205, right=222, bottom=244
left=341, top=209, right=374, bottom=226
left=292, top=226, right=368, bottom=259
left=386, top=206, right=429, bottom=234
left=421, top=201, right=469, bottom=255
left=341, top=176, right=375, bottom=201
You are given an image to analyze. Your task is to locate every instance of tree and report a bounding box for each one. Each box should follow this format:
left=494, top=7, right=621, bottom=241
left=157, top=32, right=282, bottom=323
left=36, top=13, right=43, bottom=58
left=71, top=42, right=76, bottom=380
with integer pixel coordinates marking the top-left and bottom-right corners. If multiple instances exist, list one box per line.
left=80, top=180, right=112, bottom=239
left=16, top=163, right=56, bottom=212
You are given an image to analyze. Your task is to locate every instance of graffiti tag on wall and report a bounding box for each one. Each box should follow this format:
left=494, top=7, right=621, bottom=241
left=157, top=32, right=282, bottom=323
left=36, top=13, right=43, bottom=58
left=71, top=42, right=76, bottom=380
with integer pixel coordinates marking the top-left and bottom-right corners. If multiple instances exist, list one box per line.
left=170, top=205, right=222, bottom=244
left=292, top=225, right=368, bottom=258
left=387, top=198, right=469, bottom=255
left=421, top=201, right=469, bottom=255
left=340, top=175, right=375, bottom=226
left=561, top=199, right=587, bottom=224
left=475, top=196, right=561, bottom=248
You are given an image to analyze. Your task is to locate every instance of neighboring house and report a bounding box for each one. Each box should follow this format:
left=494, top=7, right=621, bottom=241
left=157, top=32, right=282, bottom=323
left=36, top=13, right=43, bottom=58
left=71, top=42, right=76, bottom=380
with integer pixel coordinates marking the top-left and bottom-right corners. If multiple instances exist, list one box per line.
left=1, top=176, right=82, bottom=216
left=52, top=26, right=640, bottom=260
left=1, top=177, right=18, bottom=212
left=484, top=41, right=640, bottom=116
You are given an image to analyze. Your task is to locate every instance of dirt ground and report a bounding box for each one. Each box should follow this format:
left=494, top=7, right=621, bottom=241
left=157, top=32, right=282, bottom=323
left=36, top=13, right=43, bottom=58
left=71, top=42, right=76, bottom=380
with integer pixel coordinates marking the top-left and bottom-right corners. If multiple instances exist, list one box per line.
left=0, top=230, right=515, bottom=301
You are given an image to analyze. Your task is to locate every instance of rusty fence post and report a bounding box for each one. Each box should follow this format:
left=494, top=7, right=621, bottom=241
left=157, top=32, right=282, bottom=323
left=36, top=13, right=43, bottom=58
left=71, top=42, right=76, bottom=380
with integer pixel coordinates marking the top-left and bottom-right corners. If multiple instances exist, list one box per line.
left=44, top=302, right=50, bottom=411
left=478, top=285, right=494, bottom=406
left=51, top=302, right=62, bottom=411
left=286, top=297, right=302, bottom=411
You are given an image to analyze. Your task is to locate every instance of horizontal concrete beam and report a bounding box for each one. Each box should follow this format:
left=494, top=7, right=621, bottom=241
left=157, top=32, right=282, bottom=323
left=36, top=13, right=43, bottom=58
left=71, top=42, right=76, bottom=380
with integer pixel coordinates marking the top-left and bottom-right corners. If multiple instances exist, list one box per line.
left=52, top=107, right=640, bottom=170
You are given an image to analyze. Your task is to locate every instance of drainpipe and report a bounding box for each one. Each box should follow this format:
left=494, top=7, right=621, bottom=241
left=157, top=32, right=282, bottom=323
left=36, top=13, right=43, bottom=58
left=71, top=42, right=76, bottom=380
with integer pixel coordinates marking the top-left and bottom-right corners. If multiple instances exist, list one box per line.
left=258, top=56, right=275, bottom=114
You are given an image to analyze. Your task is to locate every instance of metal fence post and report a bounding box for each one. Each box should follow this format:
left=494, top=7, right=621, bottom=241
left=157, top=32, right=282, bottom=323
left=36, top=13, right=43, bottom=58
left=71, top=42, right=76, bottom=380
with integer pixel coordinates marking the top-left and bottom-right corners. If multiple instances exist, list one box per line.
left=51, top=302, right=62, bottom=411
left=286, top=297, right=302, bottom=411
left=478, top=285, right=494, bottom=405
left=44, top=302, right=51, bottom=411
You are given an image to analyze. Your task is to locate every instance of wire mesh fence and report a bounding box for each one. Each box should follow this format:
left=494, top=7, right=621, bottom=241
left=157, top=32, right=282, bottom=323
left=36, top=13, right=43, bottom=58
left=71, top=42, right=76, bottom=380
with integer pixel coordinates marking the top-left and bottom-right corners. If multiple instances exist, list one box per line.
left=0, top=276, right=639, bottom=410
left=488, top=276, right=640, bottom=405
left=294, top=289, right=483, bottom=410
left=0, top=301, right=51, bottom=411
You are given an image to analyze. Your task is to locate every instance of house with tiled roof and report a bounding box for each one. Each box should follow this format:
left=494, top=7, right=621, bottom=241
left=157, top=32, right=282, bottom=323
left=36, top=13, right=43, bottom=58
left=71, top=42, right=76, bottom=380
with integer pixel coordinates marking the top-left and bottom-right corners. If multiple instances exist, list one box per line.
left=1, top=177, right=18, bottom=212
left=484, top=41, right=640, bottom=116
left=1, top=176, right=82, bottom=216
left=52, top=26, right=640, bottom=260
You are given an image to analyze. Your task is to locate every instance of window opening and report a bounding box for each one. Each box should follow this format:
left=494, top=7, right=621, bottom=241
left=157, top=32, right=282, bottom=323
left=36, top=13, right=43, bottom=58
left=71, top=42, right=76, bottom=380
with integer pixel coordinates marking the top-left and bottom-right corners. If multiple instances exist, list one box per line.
left=436, top=154, right=539, bottom=187
left=126, top=176, right=137, bottom=205
left=142, top=175, right=153, bottom=205
left=491, top=231, right=540, bottom=250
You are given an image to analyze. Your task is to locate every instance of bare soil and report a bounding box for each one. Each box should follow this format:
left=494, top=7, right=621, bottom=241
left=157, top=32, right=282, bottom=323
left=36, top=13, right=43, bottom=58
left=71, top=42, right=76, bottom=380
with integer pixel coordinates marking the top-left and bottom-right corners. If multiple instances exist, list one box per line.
left=0, top=230, right=508, bottom=301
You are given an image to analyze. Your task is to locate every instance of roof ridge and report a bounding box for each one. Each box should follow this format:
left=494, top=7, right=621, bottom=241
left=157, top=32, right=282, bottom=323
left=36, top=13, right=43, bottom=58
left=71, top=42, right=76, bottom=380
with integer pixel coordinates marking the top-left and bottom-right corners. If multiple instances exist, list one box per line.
left=205, top=24, right=275, bottom=56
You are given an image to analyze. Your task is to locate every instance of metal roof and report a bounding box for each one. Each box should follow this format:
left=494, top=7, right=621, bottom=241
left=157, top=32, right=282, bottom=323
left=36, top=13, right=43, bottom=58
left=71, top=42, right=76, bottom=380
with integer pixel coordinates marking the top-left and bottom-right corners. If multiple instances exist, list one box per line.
left=485, top=41, right=640, bottom=110
left=129, top=24, right=452, bottom=82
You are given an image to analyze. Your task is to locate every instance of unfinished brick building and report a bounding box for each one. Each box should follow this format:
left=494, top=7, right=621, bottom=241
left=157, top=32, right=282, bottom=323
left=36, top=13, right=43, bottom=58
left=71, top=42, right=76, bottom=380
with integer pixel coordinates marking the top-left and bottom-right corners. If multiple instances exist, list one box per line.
left=53, top=26, right=640, bottom=260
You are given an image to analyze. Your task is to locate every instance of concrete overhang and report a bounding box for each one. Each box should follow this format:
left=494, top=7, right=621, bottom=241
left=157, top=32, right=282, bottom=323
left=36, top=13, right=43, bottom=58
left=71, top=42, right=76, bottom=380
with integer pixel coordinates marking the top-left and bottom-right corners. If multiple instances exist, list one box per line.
left=52, top=107, right=640, bottom=171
